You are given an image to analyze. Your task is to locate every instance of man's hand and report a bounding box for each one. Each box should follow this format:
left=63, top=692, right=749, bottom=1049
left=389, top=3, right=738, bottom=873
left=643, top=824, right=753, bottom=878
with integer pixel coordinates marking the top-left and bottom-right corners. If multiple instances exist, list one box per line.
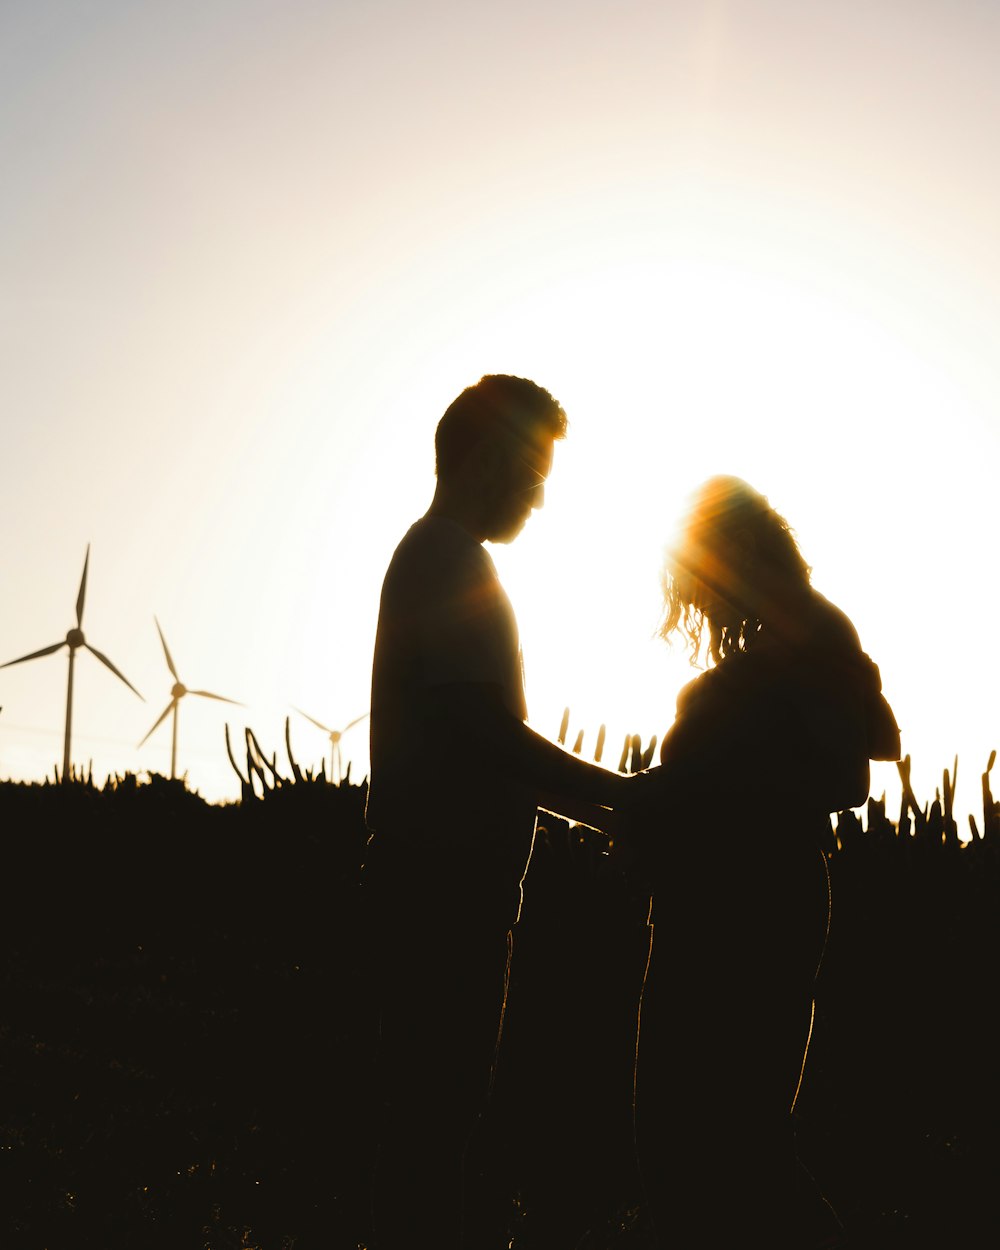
left=605, top=767, right=667, bottom=872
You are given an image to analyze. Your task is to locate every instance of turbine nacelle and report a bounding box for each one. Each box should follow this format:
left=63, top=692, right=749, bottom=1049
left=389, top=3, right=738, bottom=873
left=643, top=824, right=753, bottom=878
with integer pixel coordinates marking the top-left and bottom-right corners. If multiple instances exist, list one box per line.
left=292, top=707, right=369, bottom=783
left=0, top=545, right=142, bottom=781
left=140, top=619, right=242, bottom=779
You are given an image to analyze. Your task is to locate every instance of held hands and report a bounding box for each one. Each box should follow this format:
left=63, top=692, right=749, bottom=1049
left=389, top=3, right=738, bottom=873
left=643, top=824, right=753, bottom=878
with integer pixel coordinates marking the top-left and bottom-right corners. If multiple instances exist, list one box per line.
left=537, top=765, right=661, bottom=883
left=605, top=767, right=663, bottom=874
left=550, top=708, right=663, bottom=877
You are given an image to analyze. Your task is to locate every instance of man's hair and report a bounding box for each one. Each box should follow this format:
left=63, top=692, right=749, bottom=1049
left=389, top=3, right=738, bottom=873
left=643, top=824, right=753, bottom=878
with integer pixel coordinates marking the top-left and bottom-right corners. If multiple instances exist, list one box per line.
left=435, top=375, right=568, bottom=477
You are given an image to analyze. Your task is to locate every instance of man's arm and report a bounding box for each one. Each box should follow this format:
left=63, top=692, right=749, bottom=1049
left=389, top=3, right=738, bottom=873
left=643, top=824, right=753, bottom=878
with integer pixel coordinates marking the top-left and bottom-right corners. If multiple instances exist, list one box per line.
left=537, top=794, right=625, bottom=836
left=421, top=682, right=632, bottom=814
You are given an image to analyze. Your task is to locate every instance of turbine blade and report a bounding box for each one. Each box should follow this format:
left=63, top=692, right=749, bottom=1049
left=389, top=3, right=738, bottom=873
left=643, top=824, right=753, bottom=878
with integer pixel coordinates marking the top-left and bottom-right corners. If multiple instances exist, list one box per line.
left=190, top=690, right=242, bottom=705
left=293, top=707, right=333, bottom=735
left=138, top=700, right=175, bottom=747
left=84, top=643, right=144, bottom=699
left=153, top=616, right=179, bottom=681
left=341, top=711, right=371, bottom=733
left=0, top=641, right=66, bottom=668
left=76, top=544, right=90, bottom=627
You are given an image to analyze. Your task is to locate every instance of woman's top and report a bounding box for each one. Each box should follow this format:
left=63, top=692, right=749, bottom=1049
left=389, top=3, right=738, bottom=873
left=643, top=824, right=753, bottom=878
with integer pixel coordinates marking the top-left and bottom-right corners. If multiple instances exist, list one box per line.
left=634, top=589, right=899, bottom=908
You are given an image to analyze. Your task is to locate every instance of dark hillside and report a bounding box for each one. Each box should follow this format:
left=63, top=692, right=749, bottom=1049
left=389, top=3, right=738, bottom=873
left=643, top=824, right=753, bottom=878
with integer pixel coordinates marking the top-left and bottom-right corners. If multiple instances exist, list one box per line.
left=0, top=750, right=998, bottom=1248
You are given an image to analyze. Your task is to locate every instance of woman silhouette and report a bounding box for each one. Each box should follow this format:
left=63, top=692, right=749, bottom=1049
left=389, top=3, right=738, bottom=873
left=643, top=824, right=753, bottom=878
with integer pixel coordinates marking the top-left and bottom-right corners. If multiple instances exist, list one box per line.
left=629, top=475, right=899, bottom=1248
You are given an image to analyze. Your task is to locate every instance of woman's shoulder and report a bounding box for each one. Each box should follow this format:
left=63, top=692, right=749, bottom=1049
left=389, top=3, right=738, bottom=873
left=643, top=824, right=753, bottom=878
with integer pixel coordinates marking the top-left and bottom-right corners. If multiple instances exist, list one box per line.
left=803, top=589, right=863, bottom=653
left=804, top=592, right=900, bottom=758
left=672, top=591, right=866, bottom=715
left=674, top=665, right=718, bottom=715
left=673, top=651, right=759, bottom=721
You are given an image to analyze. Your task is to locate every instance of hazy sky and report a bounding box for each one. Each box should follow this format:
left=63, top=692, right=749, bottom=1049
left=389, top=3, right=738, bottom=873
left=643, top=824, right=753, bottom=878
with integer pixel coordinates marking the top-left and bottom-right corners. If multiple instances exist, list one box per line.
left=2, top=0, right=998, bottom=827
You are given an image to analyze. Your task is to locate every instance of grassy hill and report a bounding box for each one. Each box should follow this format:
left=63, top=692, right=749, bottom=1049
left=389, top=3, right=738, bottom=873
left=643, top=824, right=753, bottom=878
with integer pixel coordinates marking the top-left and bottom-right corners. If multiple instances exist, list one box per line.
left=0, top=747, right=998, bottom=1248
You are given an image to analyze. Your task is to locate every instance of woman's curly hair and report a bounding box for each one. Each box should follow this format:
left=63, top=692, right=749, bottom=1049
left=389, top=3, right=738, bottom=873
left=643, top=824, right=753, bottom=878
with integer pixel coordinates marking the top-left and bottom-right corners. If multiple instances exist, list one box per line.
left=659, top=475, right=811, bottom=666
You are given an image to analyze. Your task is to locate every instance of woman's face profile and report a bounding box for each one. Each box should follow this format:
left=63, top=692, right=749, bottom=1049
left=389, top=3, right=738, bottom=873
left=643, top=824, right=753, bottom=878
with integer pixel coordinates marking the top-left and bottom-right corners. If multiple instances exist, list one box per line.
left=674, top=532, right=747, bottom=630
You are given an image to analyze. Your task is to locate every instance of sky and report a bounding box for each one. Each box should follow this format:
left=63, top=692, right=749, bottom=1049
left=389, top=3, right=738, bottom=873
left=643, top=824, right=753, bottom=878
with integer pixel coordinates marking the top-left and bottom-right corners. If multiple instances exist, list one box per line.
left=1, top=0, right=997, bottom=831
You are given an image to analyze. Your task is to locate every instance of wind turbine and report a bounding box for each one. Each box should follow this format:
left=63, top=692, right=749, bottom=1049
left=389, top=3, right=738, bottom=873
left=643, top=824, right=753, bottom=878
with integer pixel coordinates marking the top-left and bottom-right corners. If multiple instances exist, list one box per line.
left=138, top=617, right=242, bottom=780
left=293, top=707, right=369, bottom=783
left=0, top=544, right=144, bottom=780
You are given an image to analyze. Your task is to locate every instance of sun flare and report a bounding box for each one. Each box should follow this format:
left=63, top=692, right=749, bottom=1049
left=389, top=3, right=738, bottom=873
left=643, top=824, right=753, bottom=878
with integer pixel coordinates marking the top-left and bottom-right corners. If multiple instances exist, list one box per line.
left=469, top=250, right=989, bottom=821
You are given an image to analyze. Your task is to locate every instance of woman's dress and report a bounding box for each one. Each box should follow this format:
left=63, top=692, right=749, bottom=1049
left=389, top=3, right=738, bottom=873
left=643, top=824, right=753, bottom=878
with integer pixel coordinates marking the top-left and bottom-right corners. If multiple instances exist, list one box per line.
left=634, top=594, right=899, bottom=1246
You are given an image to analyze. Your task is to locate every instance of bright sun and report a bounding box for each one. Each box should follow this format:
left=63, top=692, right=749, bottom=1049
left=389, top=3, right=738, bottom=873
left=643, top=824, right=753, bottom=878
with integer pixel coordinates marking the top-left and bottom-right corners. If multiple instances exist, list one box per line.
left=476, top=250, right=979, bottom=820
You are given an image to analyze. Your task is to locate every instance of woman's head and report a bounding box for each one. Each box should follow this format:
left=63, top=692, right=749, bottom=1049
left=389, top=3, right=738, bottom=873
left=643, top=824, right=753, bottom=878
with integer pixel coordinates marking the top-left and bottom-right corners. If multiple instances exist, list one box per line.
left=660, top=475, right=811, bottom=663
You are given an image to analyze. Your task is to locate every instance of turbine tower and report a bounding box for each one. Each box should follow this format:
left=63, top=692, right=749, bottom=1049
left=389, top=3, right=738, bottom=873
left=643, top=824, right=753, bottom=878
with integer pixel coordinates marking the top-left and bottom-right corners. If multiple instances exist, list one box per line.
left=138, top=617, right=242, bottom=780
left=293, top=707, right=369, bottom=783
left=0, top=544, right=144, bottom=780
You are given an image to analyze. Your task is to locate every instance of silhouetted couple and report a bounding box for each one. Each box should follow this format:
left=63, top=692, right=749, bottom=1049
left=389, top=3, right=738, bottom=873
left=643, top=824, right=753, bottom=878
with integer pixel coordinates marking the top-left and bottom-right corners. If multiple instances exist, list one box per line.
left=363, top=375, right=900, bottom=1249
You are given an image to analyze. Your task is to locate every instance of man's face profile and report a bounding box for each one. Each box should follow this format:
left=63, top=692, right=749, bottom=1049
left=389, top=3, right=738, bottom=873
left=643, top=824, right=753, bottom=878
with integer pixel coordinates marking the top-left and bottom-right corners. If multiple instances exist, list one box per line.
left=483, top=435, right=555, bottom=544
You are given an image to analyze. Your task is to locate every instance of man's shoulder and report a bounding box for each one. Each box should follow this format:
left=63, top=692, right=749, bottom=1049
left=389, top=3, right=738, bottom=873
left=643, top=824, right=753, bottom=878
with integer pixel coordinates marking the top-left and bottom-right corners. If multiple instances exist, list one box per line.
left=385, top=515, right=494, bottom=594
left=392, top=514, right=486, bottom=564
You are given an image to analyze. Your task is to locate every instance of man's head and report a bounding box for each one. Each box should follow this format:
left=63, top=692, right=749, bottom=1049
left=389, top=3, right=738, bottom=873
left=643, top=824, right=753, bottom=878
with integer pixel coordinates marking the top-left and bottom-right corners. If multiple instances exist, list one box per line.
left=434, top=375, right=567, bottom=543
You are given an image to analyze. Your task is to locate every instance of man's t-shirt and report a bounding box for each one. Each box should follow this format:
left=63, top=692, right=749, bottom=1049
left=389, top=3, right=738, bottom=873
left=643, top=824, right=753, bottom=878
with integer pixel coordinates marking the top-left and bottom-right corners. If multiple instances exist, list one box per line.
left=365, top=515, right=537, bottom=919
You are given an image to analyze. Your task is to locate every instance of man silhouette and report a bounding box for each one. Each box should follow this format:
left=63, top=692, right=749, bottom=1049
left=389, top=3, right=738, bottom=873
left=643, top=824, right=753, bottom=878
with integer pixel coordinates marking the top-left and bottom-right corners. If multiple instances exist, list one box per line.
left=364, top=374, right=628, bottom=1249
